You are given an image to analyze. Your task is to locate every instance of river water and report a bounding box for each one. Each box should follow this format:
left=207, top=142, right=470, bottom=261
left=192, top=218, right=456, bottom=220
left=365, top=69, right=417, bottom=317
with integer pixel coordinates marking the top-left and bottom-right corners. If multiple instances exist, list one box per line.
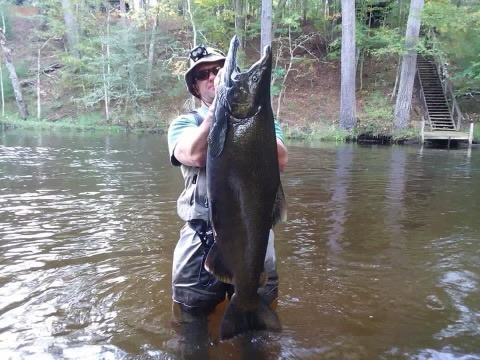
left=0, top=130, right=479, bottom=359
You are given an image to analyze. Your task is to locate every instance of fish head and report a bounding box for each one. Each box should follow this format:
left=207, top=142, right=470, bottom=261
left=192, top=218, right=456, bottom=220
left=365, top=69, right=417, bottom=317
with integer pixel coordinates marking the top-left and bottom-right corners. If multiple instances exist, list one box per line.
left=221, top=36, right=272, bottom=119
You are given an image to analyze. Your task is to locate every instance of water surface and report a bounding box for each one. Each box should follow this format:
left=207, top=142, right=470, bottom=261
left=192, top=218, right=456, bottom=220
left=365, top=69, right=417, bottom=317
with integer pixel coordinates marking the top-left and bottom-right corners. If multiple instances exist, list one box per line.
left=1, top=131, right=479, bottom=359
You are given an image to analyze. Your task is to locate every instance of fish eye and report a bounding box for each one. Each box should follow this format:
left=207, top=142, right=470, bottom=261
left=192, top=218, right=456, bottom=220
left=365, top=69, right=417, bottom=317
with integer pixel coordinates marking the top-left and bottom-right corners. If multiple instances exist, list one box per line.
left=252, top=75, right=258, bottom=82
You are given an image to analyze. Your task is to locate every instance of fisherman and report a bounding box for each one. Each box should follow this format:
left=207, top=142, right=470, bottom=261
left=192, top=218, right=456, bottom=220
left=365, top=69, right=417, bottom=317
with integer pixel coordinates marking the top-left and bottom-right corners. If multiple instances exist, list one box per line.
left=167, top=44, right=288, bottom=320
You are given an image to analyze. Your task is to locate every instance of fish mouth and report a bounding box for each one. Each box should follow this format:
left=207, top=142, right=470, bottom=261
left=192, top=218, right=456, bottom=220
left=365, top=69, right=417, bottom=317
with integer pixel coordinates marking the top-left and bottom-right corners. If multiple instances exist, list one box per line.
left=224, top=36, right=240, bottom=88
left=222, top=36, right=272, bottom=118
left=224, top=36, right=272, bottom=88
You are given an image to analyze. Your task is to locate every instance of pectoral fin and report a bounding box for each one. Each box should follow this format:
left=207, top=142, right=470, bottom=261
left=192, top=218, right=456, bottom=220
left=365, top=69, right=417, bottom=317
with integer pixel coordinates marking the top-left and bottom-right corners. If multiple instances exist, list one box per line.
left=208, top=103, right=228, bottom=157
left=204, top=242, right=234, bottom=284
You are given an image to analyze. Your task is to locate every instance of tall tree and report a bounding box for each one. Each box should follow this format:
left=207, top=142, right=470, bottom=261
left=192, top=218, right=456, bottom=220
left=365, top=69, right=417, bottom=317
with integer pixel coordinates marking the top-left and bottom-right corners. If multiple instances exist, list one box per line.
left=61, top=0, right=81, bottom=58
left=235, top=0, right=246, bottom=49
left=0, top=28, right=28, bottom=119
left=119, top=0, right=128, bottom=28
left=394, top=0, right=424, bottom=129
left=340, top=0, right=356, bottom=130
left=261, top=0, right=272, bottom=52
left=146, top=10, right=159, bottom=91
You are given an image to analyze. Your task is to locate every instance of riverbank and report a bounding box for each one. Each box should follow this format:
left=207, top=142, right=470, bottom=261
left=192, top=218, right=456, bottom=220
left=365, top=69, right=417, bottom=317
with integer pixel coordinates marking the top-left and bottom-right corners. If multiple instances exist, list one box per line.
left=2, top=5, right=479, bottom=147
left=1, top=106, right=478, bottom=145
left=0, top=113, right=423, bottom=143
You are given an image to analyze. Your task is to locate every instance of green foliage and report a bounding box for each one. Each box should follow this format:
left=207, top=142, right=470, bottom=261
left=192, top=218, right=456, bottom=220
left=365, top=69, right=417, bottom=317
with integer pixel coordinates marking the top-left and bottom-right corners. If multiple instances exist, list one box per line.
left=0, top=61, right=28, bottom=100
left=0, top=67, right=15, bottom=99
left=365, top=27, right=403, bottom=57
left=190, top=0, right=236, bottom=48
left=271, top=67, right=285, bottom=97
left=72, top=26, right=149, bottom=110
left=0, top=112, right=124, bottom=132
left=282, top=121, right=349, bottom=141
left=357, top=90, right=394, bottom=135
left=473, top=122, right=480, bottom=143
left=0, top=5, right=13, bottom=40
left=423, top=0, right=480, bottom=93
left=391, top=124, right=422, bottom=142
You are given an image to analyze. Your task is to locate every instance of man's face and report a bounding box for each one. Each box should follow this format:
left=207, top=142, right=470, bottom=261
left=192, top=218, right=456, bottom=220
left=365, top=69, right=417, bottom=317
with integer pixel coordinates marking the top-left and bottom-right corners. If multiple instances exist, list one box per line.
left=193, top=61, right=224, bottom=106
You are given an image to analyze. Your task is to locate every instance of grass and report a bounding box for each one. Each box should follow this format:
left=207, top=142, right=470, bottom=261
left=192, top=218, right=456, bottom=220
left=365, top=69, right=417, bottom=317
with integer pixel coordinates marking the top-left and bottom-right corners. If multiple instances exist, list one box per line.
left=282, top=121, right=350, bottom=142
left=5, top=108, right=470, bottom=146
left=1, top=113, right=125, bottom=132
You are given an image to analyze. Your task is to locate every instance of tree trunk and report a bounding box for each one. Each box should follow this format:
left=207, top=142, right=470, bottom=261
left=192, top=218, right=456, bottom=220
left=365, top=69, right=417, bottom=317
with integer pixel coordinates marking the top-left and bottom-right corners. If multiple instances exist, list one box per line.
left=235, top=0, right=246, bottom=49
left=340, top=0, right=356, bottom=130
left=261, top=0, right=272, bottom=52
left=146, top=13, right=159, bottom=91
left=394, top=0, right=424, bottom=129
left=61, top=0, right=81, bottom=58
left=119, top=0, right=127, bottom=28
left=0, top=29, right=28, bottom=119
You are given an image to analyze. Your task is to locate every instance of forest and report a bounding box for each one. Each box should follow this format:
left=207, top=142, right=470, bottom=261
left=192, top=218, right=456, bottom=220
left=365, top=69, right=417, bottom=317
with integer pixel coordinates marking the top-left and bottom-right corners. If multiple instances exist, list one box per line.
left=0, top=0, right=479, bottom=141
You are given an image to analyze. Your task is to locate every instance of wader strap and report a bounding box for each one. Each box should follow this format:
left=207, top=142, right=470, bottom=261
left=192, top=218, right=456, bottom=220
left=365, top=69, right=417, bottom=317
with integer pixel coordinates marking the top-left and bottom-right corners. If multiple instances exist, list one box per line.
left=188, top=219, right=214, bottom=249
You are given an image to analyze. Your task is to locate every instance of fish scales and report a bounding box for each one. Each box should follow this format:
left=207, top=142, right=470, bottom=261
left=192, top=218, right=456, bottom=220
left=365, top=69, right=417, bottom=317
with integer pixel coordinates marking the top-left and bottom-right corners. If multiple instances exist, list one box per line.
left=205, top=35, right=287, bottom=340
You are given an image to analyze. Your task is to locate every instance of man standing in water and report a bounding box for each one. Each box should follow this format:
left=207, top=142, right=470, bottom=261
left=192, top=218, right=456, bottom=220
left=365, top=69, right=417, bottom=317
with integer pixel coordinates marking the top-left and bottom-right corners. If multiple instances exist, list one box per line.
left=167, top=44, right=288, bottom=324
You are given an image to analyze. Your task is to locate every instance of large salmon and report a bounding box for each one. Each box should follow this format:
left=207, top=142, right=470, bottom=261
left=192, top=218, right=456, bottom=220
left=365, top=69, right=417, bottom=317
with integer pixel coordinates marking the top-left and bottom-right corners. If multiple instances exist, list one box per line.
left=205, top=35, right=287, bottom=340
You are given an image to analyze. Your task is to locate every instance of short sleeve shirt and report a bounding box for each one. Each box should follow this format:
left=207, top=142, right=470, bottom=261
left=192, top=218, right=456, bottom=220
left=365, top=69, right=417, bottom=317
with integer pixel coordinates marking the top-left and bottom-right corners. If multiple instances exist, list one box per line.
left=167, top=105, right=285, bottom=221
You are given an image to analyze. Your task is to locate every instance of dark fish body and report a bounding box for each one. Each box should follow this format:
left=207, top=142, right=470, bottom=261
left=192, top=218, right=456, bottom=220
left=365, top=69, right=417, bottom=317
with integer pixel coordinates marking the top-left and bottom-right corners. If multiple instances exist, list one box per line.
left=205, top=36, right=286, bottom=340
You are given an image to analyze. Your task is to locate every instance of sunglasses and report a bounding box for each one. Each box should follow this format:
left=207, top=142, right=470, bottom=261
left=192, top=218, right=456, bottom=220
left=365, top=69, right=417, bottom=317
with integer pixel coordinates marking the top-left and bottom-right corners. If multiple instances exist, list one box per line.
left=194, top=66, right=222, bottom=81
left=189, top=44, right=225, bottom=62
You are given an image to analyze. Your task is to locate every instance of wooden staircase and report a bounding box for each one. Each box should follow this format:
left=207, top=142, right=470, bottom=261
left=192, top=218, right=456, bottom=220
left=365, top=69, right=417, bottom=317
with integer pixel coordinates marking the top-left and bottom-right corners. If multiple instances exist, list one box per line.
left=416, top=56, right=456, bottom=131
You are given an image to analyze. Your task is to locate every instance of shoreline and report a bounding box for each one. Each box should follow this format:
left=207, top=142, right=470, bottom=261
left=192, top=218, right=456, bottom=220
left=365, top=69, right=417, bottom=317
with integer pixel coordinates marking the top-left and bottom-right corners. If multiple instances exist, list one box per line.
left=1, top=118, right=478, bottom=146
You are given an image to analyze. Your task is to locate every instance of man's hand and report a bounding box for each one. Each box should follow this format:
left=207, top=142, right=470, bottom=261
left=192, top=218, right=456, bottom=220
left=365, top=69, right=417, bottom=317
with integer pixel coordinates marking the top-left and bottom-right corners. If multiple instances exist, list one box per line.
left=214, top=67, right=225, bottom=91
left=207, top=67, right=225, bottom=117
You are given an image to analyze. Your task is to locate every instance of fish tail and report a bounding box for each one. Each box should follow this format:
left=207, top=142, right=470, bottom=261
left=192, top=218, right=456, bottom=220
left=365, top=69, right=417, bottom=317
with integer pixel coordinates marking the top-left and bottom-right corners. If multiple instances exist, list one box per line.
left=220, top=295, right=282, bottom=340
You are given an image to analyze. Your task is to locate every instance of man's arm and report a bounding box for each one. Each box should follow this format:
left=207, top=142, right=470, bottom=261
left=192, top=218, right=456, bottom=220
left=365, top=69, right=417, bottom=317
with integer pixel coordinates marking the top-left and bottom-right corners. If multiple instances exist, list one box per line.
left=172, top=105, right=214, bottom=167
left=173, top=114, right=287, bottom=170
left=277, top=138, right=288, bottom=172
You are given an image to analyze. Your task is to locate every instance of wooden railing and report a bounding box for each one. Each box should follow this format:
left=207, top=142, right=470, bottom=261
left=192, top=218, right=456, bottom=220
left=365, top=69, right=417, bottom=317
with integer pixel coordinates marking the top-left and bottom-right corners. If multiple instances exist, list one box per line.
left=416, top=64, right=432, bottom=131
left=434, top=54, right=464, bottom=129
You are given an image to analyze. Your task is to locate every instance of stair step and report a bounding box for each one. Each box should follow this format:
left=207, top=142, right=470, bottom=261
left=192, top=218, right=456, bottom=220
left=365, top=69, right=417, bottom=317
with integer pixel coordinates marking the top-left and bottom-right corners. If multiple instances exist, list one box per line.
left=418, top=56, right=462, bottom=133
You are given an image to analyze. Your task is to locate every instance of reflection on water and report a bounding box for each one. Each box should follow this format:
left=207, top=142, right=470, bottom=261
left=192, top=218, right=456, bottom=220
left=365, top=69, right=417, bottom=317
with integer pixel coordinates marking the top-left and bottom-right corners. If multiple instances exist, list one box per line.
left=1, top=131, right=479, bottom=359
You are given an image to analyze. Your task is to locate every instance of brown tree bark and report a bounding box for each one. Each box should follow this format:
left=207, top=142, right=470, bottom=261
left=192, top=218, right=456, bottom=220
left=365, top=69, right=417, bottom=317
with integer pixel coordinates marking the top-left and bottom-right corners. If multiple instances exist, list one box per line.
left=0, top=29, right=28, bottom=119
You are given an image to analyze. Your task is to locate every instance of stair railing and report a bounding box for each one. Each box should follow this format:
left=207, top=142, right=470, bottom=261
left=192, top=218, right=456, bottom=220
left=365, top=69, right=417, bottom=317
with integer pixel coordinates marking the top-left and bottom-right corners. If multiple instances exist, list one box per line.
left=434, top=53, right=464, bottom=130
left=416, top=62, right=433, bottom=131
